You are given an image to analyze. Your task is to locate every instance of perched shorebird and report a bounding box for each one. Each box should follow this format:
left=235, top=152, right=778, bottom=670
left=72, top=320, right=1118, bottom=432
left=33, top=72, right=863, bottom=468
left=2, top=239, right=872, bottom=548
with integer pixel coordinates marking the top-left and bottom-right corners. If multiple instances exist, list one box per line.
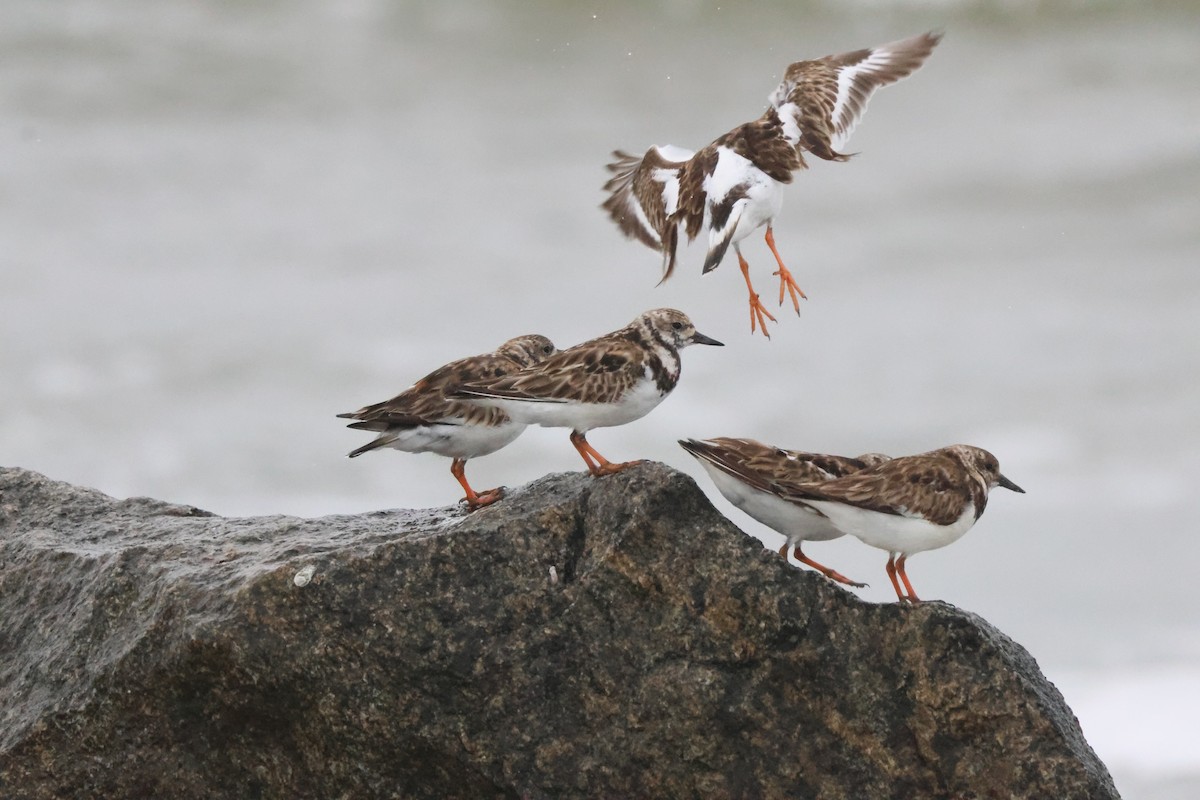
left=777, top=444, right=1024, bottom=603
left=602, top=31, right=941, bottom=337
left=680, top=437, right=889, bottom=586
left=449, top=309, right=722, bottom=476
left=338, top=334, right=558, bottom=510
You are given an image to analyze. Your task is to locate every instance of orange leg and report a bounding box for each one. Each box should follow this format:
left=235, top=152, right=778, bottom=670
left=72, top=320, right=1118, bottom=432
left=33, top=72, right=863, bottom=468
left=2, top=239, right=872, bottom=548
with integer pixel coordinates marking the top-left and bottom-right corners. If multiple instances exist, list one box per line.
left=884, top=554, right=909, bottom=603
left=764, top=225, right=806, bottom=314
left=895, top=554, right=921, bottom=604
left=793, top=544, right=866, bottom=588
left=569, top=431, right=643, bottom=477
left=736, top=248, right=777, bottom=338
left=778, top=541, right=790, bottom=558
left=450, top=458, right=503, bottom=510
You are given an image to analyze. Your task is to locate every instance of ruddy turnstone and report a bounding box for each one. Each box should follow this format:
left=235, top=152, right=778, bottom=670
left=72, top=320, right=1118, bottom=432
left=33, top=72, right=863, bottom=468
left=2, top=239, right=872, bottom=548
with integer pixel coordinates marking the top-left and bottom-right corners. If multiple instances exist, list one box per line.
left=338, top=334, right=558, bottom=510
left=679, top=437, right=889, bottom=586
left=777, top=444, right=1024, bottom=603
left=602, top=31, right=941, bottom=337
left=449, top=309, right=723, bottom=476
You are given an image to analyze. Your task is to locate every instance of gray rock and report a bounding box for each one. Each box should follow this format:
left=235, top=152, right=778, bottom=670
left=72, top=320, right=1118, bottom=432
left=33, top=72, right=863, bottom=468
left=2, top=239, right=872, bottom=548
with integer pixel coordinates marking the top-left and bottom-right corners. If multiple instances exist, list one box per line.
left=0, top=464, right=1119, bottom=799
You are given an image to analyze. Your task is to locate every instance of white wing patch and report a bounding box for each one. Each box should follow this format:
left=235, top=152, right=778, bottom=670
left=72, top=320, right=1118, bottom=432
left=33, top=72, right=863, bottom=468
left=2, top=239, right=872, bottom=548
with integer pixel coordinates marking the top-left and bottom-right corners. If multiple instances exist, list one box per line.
left=655, top=144, right=694, bottom=162
left=830, top=42, right=922, bottom=150
left=774, top=101, right=803, bottom=147
left=702, top=146, right=752, bottom=206
left=654, top=168, right=681, bottom=216
left=628, top=193, right=662, bottom=247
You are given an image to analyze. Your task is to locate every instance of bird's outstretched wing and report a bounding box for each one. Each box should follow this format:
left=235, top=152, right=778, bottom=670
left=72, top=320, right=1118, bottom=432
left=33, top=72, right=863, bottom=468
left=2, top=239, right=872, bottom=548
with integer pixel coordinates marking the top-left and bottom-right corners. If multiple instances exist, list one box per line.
left=601, top=145, right=695, bottom=281
left=768, top=31, right=942, bottom=160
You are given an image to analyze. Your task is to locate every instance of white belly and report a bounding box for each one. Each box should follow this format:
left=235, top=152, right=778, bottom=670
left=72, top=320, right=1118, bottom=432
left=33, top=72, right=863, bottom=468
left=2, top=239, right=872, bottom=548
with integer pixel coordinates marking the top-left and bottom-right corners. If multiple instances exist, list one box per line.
left=804, top=499, right=979, bottom=556
left=380, top=421, right=525, bottom=459
left=704, top=148, right=786, bottom=248
left=701, top=462, right=843, bottom=544
left=487, top=379, right=667, bottom=432
left=731, top=177, right=784, bottom=246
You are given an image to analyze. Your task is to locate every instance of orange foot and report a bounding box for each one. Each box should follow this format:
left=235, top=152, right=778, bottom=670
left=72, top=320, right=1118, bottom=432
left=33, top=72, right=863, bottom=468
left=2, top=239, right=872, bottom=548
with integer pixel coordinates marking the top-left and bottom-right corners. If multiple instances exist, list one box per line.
left=466, top=487, right=505, bottom=510
left=773, top=264, right=807, bottom=314
left=793, top=545, right=866, bottom=588
left=594, top=459, right=646, bottom=476
left=570, top=431, right=641, bottom=477
left=764, top=226, right=806, bottom=315
left=450, top=458, right=503, bottom=511
left=737, top=250, right=777, bottom=338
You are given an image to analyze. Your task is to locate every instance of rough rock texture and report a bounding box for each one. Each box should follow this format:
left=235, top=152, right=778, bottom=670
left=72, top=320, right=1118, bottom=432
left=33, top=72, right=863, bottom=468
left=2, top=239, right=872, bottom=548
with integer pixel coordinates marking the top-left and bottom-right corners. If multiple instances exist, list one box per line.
left=0, top=464, right=1119, bottom=800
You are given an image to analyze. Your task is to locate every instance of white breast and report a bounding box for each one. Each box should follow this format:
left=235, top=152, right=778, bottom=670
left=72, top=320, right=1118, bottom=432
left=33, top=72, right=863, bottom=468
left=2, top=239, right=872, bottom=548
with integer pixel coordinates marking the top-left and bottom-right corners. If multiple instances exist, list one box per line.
left=483, top=376, right=667, bottom=433
left=804, top=499, right=979, bottom=556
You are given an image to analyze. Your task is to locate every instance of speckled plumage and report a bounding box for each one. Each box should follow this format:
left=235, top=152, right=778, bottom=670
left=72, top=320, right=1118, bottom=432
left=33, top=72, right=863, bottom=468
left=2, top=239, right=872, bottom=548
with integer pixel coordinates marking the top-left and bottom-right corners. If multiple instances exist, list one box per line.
left=451, top=310, right=723, bottom=476
left=778, top=444, right=1024, bottom=602
left=680, top=437, right=889, bottom=586
left=603, top=31, right=941, bottom=337
left=338, top=334, right=558, bottom=509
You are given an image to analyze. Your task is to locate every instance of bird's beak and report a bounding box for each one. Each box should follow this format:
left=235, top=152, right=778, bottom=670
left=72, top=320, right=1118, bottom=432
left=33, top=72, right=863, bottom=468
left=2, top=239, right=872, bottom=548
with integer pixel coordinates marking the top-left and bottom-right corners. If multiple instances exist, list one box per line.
left=690, top=331, right=724, bottom=346
left=997, top=474, right=1025, bottom=493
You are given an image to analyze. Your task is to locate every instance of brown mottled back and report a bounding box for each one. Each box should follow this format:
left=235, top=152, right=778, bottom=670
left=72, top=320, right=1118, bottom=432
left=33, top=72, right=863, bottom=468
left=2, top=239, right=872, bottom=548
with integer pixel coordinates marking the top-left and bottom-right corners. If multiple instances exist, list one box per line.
left=338, top=335, right=559, bottom=437
left=450, top=309, right=711, bottom=406
left=681, top=437, right=888, bottom=496
left=778, top=444, right=1012, bottom=527
left=714, top=113, right=803, bottom=182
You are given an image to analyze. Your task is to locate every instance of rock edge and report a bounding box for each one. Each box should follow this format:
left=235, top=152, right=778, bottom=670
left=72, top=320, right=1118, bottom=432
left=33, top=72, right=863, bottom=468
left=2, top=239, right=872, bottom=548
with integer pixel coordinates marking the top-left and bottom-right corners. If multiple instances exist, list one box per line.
left=0, top=464, right=1119, bottom=799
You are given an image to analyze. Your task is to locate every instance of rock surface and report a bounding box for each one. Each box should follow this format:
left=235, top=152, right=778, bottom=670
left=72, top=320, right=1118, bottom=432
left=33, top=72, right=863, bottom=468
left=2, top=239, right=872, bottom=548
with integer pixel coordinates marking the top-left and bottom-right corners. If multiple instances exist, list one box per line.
left=0, top=464, right=1119, bottom=799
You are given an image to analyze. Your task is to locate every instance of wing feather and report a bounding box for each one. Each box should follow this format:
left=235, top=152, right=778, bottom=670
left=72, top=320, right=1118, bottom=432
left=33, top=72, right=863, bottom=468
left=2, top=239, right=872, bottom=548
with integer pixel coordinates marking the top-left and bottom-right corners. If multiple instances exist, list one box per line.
left=780, top=453, right=971, bottom=527
left=683, top=437, right=882, bottom=495
left=339, top=354, right=517, bottom=430
left=452, top=334, right=647, bottom=406
left=602, top=146, right=694, bottom=280
left=768, top=31, right=941, bottom=159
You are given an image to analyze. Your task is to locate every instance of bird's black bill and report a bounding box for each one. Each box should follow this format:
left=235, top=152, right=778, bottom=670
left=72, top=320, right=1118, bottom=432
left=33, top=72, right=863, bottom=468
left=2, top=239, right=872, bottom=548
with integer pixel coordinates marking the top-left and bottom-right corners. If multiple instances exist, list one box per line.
left=691, top=331, right=724, bottom=346
left=998, top=474, right=1025, bottom=493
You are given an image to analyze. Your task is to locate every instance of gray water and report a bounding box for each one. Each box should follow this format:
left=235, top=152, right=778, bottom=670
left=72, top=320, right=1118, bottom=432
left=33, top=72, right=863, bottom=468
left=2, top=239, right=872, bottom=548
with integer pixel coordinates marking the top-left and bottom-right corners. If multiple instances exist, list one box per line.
left=3, top=1, right=1199, bottom=795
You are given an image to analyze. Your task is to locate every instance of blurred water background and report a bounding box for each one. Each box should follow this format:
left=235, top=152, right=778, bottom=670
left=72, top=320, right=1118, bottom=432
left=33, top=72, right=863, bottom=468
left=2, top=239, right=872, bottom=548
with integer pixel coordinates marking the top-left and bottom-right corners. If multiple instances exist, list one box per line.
left=3, top=1, right=1198, bottom=795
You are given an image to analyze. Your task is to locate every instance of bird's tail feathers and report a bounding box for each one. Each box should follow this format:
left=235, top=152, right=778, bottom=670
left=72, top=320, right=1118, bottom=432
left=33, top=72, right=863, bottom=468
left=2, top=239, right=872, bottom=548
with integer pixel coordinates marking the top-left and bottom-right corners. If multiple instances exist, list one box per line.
left=347, top=434, right=397, bottom=458
left=656, top=224, right=681, bottom=285
left=702, top=218, right=740, bottom=274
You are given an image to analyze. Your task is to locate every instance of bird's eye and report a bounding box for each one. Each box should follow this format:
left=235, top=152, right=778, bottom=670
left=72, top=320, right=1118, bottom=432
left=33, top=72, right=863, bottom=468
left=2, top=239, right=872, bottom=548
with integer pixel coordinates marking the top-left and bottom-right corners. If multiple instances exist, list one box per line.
left=672, top=321, right=683, bottom=330
left=543, top=344, right=553, bottom=354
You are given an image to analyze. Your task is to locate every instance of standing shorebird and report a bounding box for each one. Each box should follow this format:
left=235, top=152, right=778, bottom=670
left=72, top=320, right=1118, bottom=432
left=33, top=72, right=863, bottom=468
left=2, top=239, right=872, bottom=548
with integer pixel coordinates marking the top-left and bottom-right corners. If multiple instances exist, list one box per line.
left=777, top=444, right=1024, bottom=603
left=680, top=437, right=889, bottom=587
left=602, top=31, right=942, bottom=337
left=449, top=309, right=723, bottom=476
left=338, top=334, right=558, bottom=510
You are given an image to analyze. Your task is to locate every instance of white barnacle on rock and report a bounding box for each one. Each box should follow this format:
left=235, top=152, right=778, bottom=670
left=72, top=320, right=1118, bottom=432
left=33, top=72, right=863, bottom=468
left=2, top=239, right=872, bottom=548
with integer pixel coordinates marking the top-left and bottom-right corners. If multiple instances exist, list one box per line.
left=293, top=564, right=316, bottom=587
left=548, top=565, right=559, bottom=586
